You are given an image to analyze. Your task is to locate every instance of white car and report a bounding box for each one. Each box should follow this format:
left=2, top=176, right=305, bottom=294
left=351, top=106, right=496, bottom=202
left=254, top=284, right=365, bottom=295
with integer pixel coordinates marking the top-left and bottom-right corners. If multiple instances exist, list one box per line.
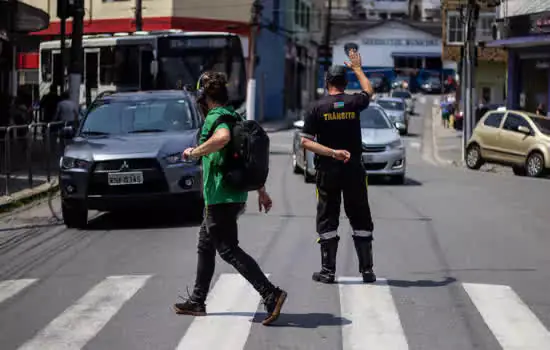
left=291, top=104, right=406, bottom=184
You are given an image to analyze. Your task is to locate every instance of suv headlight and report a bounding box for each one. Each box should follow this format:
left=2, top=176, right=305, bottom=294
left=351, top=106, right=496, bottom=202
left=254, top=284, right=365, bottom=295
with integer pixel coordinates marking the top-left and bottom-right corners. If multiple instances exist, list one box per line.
left=386, top=139, right=404, bottom=150
left=165, top=152, right=196, bottom=164
left=60, top=156, right=90, bottom=170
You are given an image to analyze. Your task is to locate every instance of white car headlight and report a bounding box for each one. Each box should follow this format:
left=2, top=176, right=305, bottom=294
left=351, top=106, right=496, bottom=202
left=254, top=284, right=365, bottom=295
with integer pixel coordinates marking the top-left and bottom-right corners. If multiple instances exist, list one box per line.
left=60, top=156, right=90, bottom=170
left=386, top=139, right=404, bottom=150
left=165, top=152, right=195, bottom=164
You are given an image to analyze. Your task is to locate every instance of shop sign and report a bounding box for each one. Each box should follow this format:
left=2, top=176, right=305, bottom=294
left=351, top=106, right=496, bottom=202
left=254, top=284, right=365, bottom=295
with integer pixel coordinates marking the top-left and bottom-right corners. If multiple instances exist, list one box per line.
left=361, top=38, right=440, bottom=46
left=530, top=13, right=550, bottom=34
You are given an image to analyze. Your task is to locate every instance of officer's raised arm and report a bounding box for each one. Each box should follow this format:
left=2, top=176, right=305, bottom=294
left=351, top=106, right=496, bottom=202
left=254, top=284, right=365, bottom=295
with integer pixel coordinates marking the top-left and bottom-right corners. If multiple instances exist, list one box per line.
left=344, top=49, right=373, bottom=110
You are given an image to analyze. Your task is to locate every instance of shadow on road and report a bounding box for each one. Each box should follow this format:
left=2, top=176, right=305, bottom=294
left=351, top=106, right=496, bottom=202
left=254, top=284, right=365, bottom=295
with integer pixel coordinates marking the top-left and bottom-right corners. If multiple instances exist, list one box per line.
left=337, top=276, right=456, bottom=288
left=403, top=132, right=421, bottom=138
left=368, top=176, right=422, bottom=186
left=86, top=210, right=201, bottom=230
left=254, top=312, right=351, bottom=328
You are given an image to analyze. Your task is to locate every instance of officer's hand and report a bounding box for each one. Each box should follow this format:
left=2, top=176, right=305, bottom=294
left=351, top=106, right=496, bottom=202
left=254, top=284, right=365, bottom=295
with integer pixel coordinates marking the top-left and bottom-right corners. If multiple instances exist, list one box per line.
left=183, top=147, right=194, bottom=159
left=344, top=49, right=362, bottom=70
left=333, top=150, right=351, bottom=163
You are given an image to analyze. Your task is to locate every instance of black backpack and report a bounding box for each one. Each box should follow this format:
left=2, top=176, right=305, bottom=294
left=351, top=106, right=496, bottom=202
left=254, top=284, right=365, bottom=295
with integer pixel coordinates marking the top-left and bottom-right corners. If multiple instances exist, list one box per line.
left=206, top=113, right=270, bottom=192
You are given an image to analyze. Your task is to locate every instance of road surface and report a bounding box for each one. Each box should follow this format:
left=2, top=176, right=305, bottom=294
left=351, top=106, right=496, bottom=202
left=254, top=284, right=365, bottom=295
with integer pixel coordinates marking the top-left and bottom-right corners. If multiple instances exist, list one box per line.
left=1, top=96, right=550, bottom=350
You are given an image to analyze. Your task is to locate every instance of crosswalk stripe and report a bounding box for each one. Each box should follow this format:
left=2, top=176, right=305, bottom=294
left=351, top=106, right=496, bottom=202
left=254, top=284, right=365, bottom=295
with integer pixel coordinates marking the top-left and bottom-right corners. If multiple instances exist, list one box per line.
left=463, top=283, right=550, bottom=350
left=0, top=279, right=37, bottom=305
left=176, top=273, right=268, bottom=350
left=17, top=275, right=151, bottom=350
left=338, top=277, right=409, bottom=349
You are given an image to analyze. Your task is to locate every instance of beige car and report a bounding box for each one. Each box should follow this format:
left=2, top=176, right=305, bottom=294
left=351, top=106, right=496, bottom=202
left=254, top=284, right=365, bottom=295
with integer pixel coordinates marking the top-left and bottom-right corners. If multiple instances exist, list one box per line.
left=466, top=109, right=550, bottom=177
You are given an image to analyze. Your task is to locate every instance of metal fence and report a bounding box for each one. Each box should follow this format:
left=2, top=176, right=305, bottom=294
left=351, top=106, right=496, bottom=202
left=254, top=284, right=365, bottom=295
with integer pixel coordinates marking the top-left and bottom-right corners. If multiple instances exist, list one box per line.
left=0, top=121, right=73, bottom=196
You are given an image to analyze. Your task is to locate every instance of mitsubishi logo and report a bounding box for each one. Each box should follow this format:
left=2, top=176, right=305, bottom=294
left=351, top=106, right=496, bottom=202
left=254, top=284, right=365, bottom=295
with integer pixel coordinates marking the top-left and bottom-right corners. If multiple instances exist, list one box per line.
left=120, top=161, right=129, bottom=171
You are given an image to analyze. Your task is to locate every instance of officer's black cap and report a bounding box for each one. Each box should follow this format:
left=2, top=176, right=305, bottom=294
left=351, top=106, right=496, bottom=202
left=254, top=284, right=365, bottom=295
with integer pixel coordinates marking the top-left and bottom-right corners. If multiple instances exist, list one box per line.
left=326, top=65, right=348, bottom=85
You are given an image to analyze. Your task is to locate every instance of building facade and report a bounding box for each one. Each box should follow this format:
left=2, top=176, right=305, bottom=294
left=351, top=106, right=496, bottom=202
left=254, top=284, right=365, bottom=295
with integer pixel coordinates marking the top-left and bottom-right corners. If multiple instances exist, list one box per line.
left=325, top=19, right=448, bottom=92
left=442, top=0, right=506, bottom=105
left=488, top=1, right=550, bottom=114
left=409, top=0, right=441, bottom=22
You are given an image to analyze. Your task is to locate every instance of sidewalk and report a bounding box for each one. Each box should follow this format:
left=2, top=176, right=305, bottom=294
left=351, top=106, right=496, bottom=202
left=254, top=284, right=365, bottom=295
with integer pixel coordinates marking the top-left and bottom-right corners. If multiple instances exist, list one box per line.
left=430, top=105, right=511, bottom=174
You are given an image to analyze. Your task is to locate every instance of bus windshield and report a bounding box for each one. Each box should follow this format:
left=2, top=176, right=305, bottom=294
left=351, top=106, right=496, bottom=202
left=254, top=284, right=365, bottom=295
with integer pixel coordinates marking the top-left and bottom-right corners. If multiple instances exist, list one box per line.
left=157, top=36, right=246, bottom=106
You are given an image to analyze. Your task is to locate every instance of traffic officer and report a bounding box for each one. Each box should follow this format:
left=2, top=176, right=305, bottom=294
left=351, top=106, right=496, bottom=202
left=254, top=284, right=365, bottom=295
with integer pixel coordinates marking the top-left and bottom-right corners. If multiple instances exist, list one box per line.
left=300, top=49, right=376, bottom=284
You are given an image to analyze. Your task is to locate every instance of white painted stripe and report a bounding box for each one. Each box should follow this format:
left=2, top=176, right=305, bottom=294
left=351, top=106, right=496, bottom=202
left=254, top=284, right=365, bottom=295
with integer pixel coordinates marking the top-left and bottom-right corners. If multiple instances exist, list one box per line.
left=463, top=283, right=550, bottom=350
left=0, top=279, right=37, bottom=305
left=17, top=275, right=151, bottom=350
left=338, top=277, right=408, bottom=350
left=409, top=141, right=420, bottom=149
left=176, top=273, right=267, bottom=350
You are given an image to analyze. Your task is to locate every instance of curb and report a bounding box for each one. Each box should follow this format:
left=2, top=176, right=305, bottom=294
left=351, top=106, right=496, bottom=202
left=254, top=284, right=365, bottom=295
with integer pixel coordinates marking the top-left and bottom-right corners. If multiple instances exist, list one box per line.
left=0, top=179, right=59, bottom=215
left=430, top=105, right=460, bottom=167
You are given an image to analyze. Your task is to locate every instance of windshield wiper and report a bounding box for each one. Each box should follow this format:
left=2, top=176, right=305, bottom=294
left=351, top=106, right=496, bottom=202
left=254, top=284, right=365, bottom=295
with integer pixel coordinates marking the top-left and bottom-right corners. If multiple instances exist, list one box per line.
left=81, top=131, right=110, bottom=136
left=129, top=129, right=166, bottom=133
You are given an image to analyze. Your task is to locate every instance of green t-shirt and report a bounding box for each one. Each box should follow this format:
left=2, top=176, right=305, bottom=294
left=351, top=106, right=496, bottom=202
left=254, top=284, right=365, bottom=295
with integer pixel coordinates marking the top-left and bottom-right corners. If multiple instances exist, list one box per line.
left=199, top=106, right=248, bottom=206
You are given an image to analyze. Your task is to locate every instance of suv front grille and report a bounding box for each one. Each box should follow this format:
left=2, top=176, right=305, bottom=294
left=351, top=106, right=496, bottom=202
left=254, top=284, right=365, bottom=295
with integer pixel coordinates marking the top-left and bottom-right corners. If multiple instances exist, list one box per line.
left=94, top=158, right=158, bottom=172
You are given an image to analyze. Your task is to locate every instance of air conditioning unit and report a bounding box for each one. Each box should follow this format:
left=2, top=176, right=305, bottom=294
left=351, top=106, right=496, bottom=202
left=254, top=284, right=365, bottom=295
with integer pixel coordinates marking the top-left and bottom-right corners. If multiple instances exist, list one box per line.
left=491, top=20, right=508, bottom=40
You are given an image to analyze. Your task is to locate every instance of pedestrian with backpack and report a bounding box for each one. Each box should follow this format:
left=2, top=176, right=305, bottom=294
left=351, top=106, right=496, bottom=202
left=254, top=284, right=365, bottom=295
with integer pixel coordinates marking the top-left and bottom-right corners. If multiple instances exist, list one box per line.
left=174, top=71, right=288, bottom=326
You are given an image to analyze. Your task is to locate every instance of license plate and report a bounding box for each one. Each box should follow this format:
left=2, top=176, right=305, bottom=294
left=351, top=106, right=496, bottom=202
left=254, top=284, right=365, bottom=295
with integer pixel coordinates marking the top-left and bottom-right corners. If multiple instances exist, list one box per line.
left=108, top=172, right=144, bottom=186
left=363, top=154, right=374, bottom=163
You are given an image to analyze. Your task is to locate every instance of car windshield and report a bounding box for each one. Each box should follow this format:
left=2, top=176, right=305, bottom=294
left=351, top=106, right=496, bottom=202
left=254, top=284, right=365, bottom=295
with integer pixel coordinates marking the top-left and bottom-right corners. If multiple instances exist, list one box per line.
left=80, top=97, right=197, bottom=135
left=528, top=115, right=550, bottom=135
left=377, top=100, right=404, bottom=111
left=360, top=108, right=392, bottom=129
left=392, top=91, right=411, bottom=99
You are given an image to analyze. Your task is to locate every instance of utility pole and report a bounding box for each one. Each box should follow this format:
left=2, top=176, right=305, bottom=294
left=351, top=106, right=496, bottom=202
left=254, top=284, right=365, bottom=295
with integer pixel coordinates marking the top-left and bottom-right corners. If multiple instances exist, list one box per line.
left=135, top=0, right=143, bottom=31
left=245, top=0, right=262, bottom=121
left=68, top=0, right=84, bottom=116
left=462, top=0, right=479, bottom=162
left=57, top=0, right=71, bottom=94
left=322, top=0, right=333, bottom=72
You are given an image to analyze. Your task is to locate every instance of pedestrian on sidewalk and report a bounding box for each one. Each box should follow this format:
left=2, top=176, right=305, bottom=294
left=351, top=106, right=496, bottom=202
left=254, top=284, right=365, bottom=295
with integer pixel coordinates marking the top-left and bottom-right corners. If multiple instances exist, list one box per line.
left=300, top=50, right=377, bottom=284
left=174, top=71, right=287, bottom=326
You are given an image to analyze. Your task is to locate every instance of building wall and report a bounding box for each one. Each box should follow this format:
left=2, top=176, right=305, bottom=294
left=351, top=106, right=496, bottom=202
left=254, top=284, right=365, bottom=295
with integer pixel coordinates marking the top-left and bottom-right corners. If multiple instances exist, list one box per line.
left=497, top=0, right=550, bottom=18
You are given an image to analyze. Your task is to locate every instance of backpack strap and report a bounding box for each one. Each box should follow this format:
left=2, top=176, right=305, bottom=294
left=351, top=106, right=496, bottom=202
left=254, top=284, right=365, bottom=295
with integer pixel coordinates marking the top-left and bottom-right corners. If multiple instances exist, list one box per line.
left=205, top=113, right=239, bottom=140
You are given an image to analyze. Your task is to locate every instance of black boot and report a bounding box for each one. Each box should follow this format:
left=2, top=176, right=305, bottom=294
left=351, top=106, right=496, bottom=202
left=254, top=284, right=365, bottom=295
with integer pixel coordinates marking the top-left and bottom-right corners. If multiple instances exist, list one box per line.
left=353, top=236, right=376, bottom=283
left=312, top=236, right=339, bottom=284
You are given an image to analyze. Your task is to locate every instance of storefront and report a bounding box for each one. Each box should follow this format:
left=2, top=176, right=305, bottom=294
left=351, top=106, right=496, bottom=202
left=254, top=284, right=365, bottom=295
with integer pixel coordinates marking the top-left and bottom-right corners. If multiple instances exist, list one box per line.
left=488, top=12, right=550, bottom=114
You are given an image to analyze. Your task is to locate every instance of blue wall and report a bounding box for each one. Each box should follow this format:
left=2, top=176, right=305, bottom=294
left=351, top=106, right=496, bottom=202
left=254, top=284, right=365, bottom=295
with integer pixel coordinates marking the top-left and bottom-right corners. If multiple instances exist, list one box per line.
left=253, top=0, right=287, bottom=121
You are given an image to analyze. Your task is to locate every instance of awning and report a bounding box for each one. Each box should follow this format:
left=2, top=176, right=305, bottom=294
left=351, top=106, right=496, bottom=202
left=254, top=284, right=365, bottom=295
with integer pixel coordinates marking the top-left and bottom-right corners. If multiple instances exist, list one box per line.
left=0, top=0, right=50, bottom=35
left=391, top=52, right=441, bottom=58
left=485, top=35, right=550, bottom=48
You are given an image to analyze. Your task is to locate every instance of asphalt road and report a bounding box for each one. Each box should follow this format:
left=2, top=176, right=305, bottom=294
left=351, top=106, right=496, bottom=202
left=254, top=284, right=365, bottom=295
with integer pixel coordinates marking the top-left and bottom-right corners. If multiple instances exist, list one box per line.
left=1, top=96, right=550, bottom=350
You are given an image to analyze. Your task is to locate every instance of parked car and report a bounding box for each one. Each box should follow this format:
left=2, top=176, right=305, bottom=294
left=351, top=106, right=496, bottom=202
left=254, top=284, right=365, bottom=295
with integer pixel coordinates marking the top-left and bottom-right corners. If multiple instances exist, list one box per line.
left=466, top=108, right=550, bottom=177
left=58, top=90, right=204, bottom=228
left=375, top=97, right=409, bottom=135
left=291, top=104, right=406, bottom=184
left=420, top=77, right=443, bottom=94
left=391, top=89, right=415, bottom=114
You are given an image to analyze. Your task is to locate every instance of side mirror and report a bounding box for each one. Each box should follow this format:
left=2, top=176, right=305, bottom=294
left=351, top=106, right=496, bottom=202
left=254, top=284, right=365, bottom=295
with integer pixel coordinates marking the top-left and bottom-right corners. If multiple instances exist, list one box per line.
left=183, top=84, right=196, bottom=92
left=293, top=120, right=304, bottom=129
left=517, top=125, right=531, bottom=135
left=394, top=122, right=406, bottom=130
left=61, top=126, right=75, bottom=139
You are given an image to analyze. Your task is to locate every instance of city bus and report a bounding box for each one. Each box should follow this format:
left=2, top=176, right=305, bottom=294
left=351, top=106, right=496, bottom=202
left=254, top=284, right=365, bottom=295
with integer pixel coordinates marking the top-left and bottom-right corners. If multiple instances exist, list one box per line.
left=38, top=30, right=247, bottom=110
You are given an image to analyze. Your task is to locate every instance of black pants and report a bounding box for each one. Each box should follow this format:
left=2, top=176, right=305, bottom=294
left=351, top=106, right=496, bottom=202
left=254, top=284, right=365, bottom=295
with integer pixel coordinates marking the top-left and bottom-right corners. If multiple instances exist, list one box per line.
left=316, top=162, right=374, bottom=241
left=190, top=203, right=276, bottom=303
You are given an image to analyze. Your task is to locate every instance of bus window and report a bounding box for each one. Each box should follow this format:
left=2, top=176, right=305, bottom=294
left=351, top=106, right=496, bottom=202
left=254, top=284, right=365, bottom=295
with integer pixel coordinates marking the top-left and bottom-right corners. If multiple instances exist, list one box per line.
left=140, top=50, right=154, bottom=90
left=52, top=53, right=63, bottom=86
left=41, top=49, right=52, bottom=83
left=85, top=51, right=99, bottom=88
left=100, top=47, right=115, bottom=85
left=114, top=45, right=140, bottom=87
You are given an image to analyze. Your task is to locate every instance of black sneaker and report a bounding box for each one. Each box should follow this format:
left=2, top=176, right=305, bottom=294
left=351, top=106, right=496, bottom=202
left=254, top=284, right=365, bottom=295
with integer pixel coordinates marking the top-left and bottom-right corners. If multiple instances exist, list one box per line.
left=174, top=297, right=206, bottom=316
left=261, top=288, right=288, bottom=326
left=362, top=270, right=376, bottom=283
left=312, top=271, right=335, bottom=284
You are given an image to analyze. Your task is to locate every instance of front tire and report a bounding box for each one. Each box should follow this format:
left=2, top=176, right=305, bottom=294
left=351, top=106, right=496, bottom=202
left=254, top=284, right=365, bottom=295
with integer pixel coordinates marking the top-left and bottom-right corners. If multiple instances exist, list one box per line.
left=526, top=152, right=546, bottom=177
left=466, top=143, right=484, bottom=170
left=62, top=199, right=88, bottom=229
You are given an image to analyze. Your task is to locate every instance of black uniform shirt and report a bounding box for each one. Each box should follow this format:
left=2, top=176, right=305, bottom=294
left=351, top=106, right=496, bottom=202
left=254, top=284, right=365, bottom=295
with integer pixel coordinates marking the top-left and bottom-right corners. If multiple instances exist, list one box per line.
left=301, top=91, right=371, bottom=170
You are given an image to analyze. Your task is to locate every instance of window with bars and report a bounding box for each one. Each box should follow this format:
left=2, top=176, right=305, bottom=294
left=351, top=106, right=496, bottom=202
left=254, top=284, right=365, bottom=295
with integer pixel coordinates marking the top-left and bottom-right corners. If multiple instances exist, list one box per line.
left=446, top=12, right=496, bottom=45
